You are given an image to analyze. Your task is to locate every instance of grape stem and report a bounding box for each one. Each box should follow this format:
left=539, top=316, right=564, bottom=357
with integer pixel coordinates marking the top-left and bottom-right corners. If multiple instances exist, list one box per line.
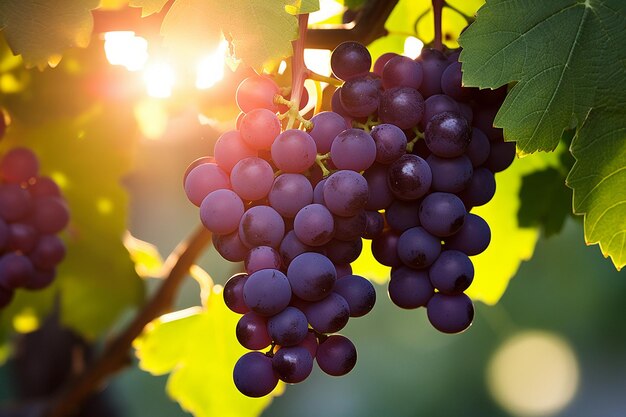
left=406, top=128, right=425, bottom=152
left=315, top=153, right=331, bottom=177
left=432, top=0, right=444, bottom=51
left=44, top=225, right=212, bottom=417
left=285, top=14, right=310, bottom=130
left=305, top=69, right=343, bottom=87
left=351, top=115, right=379, bottom=133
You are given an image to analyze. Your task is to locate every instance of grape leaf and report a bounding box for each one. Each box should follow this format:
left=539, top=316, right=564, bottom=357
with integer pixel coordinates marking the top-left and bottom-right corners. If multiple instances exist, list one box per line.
left=459, top=0, right=626, bottom=153
left=567, top=109, right=626, bottom=270
left=134, top=288, right=285, bottom=417
left=159, top=0, right=223, bottom=55
left=0, top=0, right=100, bottom=69
left=129, top=0, right=170, bottom=16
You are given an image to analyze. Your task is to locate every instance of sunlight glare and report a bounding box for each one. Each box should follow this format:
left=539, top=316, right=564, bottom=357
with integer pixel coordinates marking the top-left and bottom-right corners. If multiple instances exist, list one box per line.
left=104, top=31, right=149, bottom=71
left=309, top=0, right=344, bottom=24
left=196, top=40, right=229, bottom=90
left=403, top=36, right=423, bottom=59
left=304, top=49, right=332, bottom=77
left=143, top=61, right=176, bottom=98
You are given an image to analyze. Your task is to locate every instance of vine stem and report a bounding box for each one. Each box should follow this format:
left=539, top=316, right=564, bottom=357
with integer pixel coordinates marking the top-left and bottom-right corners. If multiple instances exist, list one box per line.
left=45, top=225, right=212, bottom=417
left=432, top=0, right=444, bottom=51
left=286, top=14, right=310, bottom=130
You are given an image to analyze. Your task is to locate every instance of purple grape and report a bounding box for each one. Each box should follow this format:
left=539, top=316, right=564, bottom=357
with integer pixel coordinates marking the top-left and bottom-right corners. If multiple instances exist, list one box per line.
left=419, top=192, right=466, bottom=237
left=309, top=111, right=349, bottom=154
left=1, top=147, right=39, bottom=184
left=0, top=218, right=8, bottom=250
left=297, top=331, right=319, bottom=358
left=363, top=164, right=394, bottom=210
left=230, top=157, right=274, bottom=201
left=484, top=139, right=516, bottom=173
left=23, top=268, right=55, bottom=290
left=331, top=41, right=371, bottom=81
left=331, top=88, right=352, bottom=120
left=316, top=335, right=357, bottom=376
left=243, top=269, right=291, bottom=316
left=424, top=112, right=471, bottom=158
left=440, top=61, right=473, bottom=101
left=373, top=52, right=399, bottom=76
left=444, top=213, right=491, bottom=256
left=236, top=75, right=280, bottom=113
left=233, top=352, right=278, bottom=397
left=458, top=168, right=496, bottom=208
left=0, top=286, right=14, bottom=308
left=427, top=154, right=473, bottom=193
left=199, top=189, right=244, bottom=235
left=29, top=234, right=65, bottom=270
left=378, top=87, right=424, bottom=129
left=7, top=223, right=38, bottom=253
left=239, top=205, right=285, bottom=248
left=267, top=306, right=308, bottom=346
left=447, top=50, right=461, bottom=63
left=324, top=238, right=362, bottom=265
left=293, top=204, right=335, bottom=247
left=333, top=211, right=366, bottom=241
left=287, top=252, right=336, bottom=301
left=472, top=106, right=503, bottom=141
left=474, top=85, right=508, bottom=106
left=0, top=184, right=32, bottom=222
left=272, top=346, right=314, bottom=383
left=213, top=231, right=248, bottom=262
left=388, top=267, right=434, bottom=309
left=333, top=274, right=375, bottom=317
left=305, top=292, right=350, bottom=333
left=184, top=162, right=231, bottom=207
left=245, top=246, right=282, bottom=275
left=29, top=176, right=61, bottom=198
left=312, top=179, right=326, bottom=205
left=340, top=76, right=380, bottom=118
left=0, top=253, right=35, bottom=289
left=236, top=312, right=272, bottom=350
left=429, top=250, right=474, bottom=294
left=330, top=128, right=377, bottom=172
left=269, top=173, right=313, bottom=218
left=335, top=264, right=352, bottom=279
left=420, top=94, right=460, bottom=130
left=465, top=128, right=490, bottom=167
left=323, top=170, right=369, bottom=217
left=385, top=199, right=421, bottom=232
left=382, top=55, right=423, bottom=90
left=416, top=48, right=448, bottom=97
left=363, top=210, right=384, bottom=239
left=397, top=227, right=441, bottom=269
left=426, top=293, right=474, bottom=334
left=371, top=229, right=402, bottom=267
left=387, top=154, right=432, bottom=200
left=239, top=108, right=281, bottom=151
left=279, top=230, right=317, bottom=266
left=223, top=273, right=249, bottom=314
left=271, top=130, right=317, bottom=173
left=458, top=101, right=474, bottom=125
left=370, top=123, right=407, bottom=164
left=213, top=130, right=257, bottom=173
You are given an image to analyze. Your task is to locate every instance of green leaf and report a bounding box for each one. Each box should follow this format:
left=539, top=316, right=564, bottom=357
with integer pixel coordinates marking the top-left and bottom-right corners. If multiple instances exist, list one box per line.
left=567, top=108, right=626, bottom=270
left=459, top=0, right=626, bottom=153
left=134, top=289, right=284, bottom=417
left=0, top=0, right=100, bottom=69
left=124, top=232, right=165, bottom=278
left=286, top=0, right=320, bottom=15
left=129, top=0, right=170, bottom=16
left=518, top=167, right=572, bottom=237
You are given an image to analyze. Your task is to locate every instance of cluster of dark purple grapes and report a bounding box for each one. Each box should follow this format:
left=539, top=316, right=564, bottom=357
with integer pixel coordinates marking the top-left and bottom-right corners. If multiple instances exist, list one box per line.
left=183, top=40, right=514, bottom=397
left=0, top=147, right=70, bottom=308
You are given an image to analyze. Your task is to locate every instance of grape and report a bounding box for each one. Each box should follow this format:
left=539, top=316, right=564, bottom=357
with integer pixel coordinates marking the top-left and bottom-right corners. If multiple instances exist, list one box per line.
left=29, top=176, right=61, bottom=198
left=427, top=154, right=473, bottom=193
left=236, top=76, right=280, bottom=113
left=29, top=235, right=65, bottom=270
left=233, top=352, right=278, bottom=397
left=278, top=230, right=317, bottom=266
left=0, top=253, right=34, bottom=289
left=7, top=223, right=38, bottom=253
left=305, top=292, right=350, bottom=333
left=0, top=147, right=39, bottom=184
left=0, top=218, right=8, bottom=250
left=458, top=168, right=496, bottom=208
left=309, top=111, right=349, bottom=154
left=465, top=128, right=490, bottom=167
left=382, top=55, right=423, bottom=90
left=223, top=273, right=249, bottom=314
left=293, top=204, right=335, bottom=247
left=484, top=139, right=516, bottom=173
left=333, top=274, right=376, bottom=317
left=0, top=184, right=32, bottom=222
left=420, top=94, right=460, bottom=129
left=333, top=211, right=366, bottom=241
left=458, top=101, right=473, bottom=125
left=397, top=227, right=441, bottom=269
left=387, top=154, right=432, bottom=200
left=31, top=196, right=70, bottom=234
left=239, top=109, right=281, bottom=150
left=230, top=157, right=274, bottom=201
left=370, top=123, right=407, bottom=164
left=23, top=268, right=56, bottom=290
left=268, top=173, right=313, bottom=218
left=424, top=112, right=471, bottom=158
left=416, top=48, right=448, bottom=97
left=426, top=293, right=474, bottom=334
left=474, top=85, right=507, bottom=105
left=331, top=41, right=372, bottom=81
left=363, top=164, right=393, bottom=210
left=236, top=312, right=272, bottom=350
left=239, top=205, right=285, bottom=249
left=184, top=163, right=230, bottom=207
left=419, top=192, right=466, bottom=237
left=330, top=129, right=377, bottom=172
left=472, top=106, right=503, bottom=141
left=371, top=229, right=402, bottom=267
left=385, top=199, right=421, bottom=232
left=388, top=267, right=434, bottom=309
left=199, top=189, right=244, bottom=235
left=267, top=306, right=308, bottom=346
left=378, top=87, right=424, bottom=129
left=213, top=231, right=248, bottom=262
left=363, top=210, right=384, bottom=239
left=272, top=346, right=314, bottom=383
left=245, top=246, right=282, bottom=275
left=325, top=238, right=363, bottom=265
left=323, top=170, right=369, bottom=217
left=243, top=269, right=291, bottom=316
left=287, top=252, right=336, bottom=301
left=0, top=286, right=14, bottom=308
left=444, top=213, right=491, bottom=256
left=312, top=179, right=326, bottom=205
left=429, top=250, right=474, bottom=294
left=271, top=130, right=317, bottom=173
left=440, top=61, right=473, bottom=102
left=236, top=111, right=245, bottom=129
left=335, top=264, right=352, bottom=279
left=340, top=77, right=380, bottom=118
left=297, top=332, right=319, bottom=358
left=316, top=335, right=357, bottom=376
left=331, top=88, right=352, bottom=120
left=213, top=130, right=257, bottom=173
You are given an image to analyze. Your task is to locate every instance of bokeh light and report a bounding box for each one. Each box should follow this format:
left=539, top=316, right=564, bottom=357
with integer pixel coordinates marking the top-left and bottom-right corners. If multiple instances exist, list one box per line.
left=143, top=61, right=176, bottom=98
left=487, top=330, right=579, bottom=417
left=104, top=31, right=149, bottom=71
left=196, top=40, right=228, bottom=90
left=403, top=36, right=423, bottom=59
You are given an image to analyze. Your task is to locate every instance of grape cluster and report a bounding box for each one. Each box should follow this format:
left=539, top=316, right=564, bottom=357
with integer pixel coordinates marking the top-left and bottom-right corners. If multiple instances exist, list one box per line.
left=0, top=147, right=70, bottom=308
left=184, top=40, right=515, bottom=397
